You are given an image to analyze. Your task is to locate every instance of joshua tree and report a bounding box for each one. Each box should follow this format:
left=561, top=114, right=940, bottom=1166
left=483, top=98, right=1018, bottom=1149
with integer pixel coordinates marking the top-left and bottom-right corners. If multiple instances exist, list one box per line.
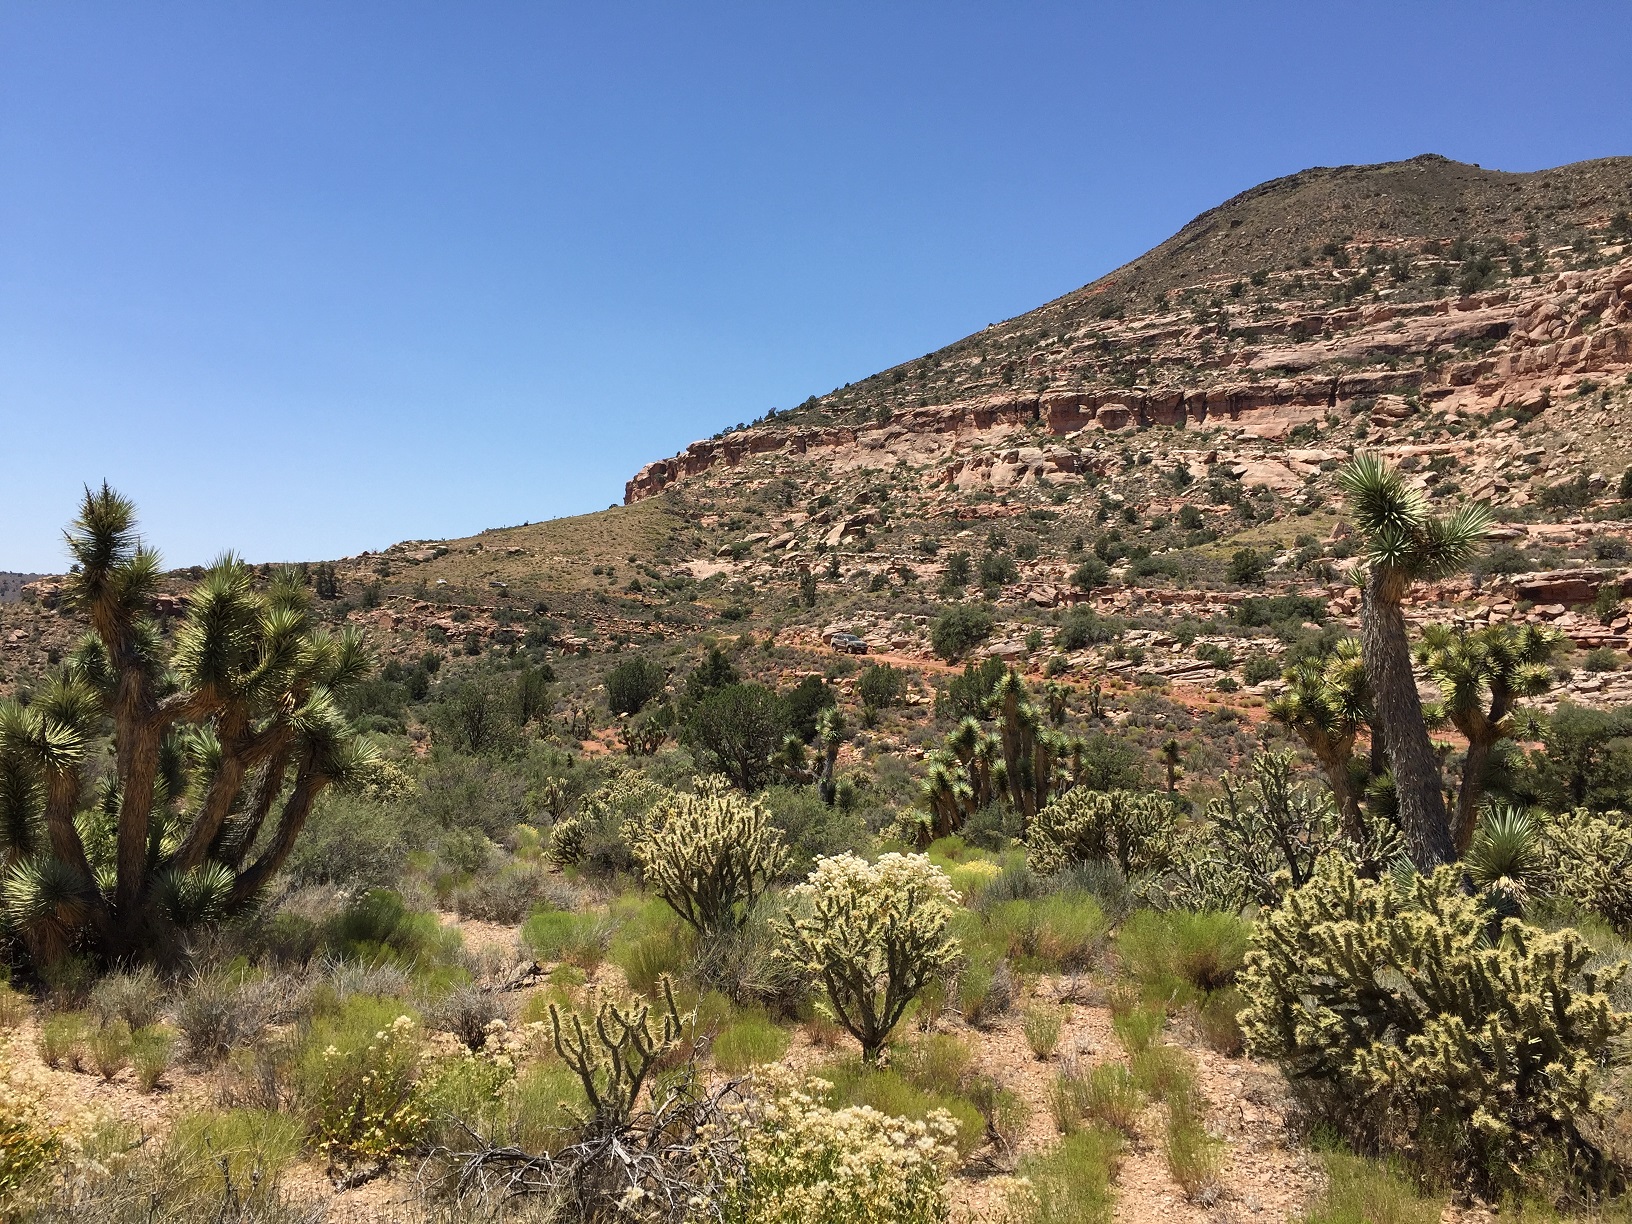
left=1269, top=635, right=1371, bottom=838
left=1160, top=738, right=1182, bottom=793
left=0, top=486, right=378, bottom=966
left=1416, top=622, right=1560, bottom=852
left=1337, top=454, right=1490, bottom=867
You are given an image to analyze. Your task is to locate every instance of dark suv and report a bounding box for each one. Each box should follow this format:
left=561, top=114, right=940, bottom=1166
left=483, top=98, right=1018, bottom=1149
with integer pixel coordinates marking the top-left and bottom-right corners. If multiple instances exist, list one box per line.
left=830, top=633, right=869, bottom=654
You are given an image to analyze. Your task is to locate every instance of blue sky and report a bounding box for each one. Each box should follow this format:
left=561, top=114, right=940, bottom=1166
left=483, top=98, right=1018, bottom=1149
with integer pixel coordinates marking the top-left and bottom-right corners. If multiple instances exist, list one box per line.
left=3, top=2, right=1630, bottom=571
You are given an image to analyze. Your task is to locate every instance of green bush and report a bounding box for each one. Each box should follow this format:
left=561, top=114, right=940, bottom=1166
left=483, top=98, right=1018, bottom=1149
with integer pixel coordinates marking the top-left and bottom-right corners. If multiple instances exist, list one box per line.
left=930, top=604, right=996, bottom=661
left=857, top=664, right=908, bottom=710
left=713, top=1009, right=791, bottom=1074
left=1009, top=1124, right=1122, bottom=1224
left=1114, top=909, right=1251, bottom=1010
left=520, top=907, right=607, bottom=969
left=606, top=656, right=667, bottom=715
left=324, top=889, right=460, bottom=968
left=1302, top=1146, right=1446, bottom=1224
left=1056, top=608, right=1119, bottom=649
left=1241, top=855, right=1629, bottom=1192
left=165, top=1109, right=304, bottom=1202
left=681, top=683, right=788, bottom=792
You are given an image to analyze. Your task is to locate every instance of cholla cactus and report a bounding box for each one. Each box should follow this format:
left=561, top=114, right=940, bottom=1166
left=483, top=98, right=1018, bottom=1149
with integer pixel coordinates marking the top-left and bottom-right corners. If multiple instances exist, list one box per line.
left=624, top=780, right=789, bottom=938
left=548, top=976, right=693, bottom=1133
left=1239, top=853, right=1628, bottom=1190
left=1542, top=806, right=1632, bottom=930
left=1027, top=788, right=1176, bottom=878
left=776, top=853, right=960, bottom=1062
left=545, top=814, right=586, bottom=867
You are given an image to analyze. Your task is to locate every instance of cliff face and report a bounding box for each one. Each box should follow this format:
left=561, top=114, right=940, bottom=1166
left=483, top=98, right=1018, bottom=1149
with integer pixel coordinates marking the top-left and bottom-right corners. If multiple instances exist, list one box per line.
left=628, top=245, right=1632, bottom=503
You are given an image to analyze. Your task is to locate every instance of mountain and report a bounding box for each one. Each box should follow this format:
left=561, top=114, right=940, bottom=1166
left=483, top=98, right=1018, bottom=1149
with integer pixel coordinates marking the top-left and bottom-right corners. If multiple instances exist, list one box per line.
left=5, top=154, right=1632, bottom=716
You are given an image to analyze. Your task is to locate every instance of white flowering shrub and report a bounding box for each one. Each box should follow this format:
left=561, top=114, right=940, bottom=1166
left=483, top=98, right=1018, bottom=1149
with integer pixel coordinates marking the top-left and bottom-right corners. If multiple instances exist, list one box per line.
left=723, top=1070, right=957, bottom=1224
left=298, top=1002, right=427, bottom=1167
left=625, top=780, right=789, bottom=938
left=777, top=854, right=960, bottom=1062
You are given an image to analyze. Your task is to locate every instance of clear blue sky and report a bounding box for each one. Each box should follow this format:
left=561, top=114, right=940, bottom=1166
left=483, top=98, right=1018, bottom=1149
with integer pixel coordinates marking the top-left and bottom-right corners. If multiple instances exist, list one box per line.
left=4, top=2, right=1629, bottom=572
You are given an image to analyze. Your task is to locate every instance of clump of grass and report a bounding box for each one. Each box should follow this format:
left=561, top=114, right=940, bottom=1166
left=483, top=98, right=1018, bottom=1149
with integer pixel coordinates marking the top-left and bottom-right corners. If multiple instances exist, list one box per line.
left=712, top=1009, right=790, bottom=1074
left=1194, top=985, right=1244, bottom=1056
left=1082, top=1061, right=1145, bottom=1134
left=1165, top=1089, right=1223, bottom=1201
left=520, top=907, right=608, bottom=971
left=89, top=1019, right=133, bottom=1080
left=1115, top=909, right=1250, bottom=1011
left=1022, top=1003, right=1065, bottom=1060
left=1303, top=1146, right=1446, bottom=1224
left=38, top=1011, right=90, bottom=1069
left=131, top=1025, right=178, bottom=1092
left=1010, top=1123, right=1123, bottom=1224
left=1032, top=893, right=1110, bottom=971
left=967, top=1074, right=1030, bottom=1148
left=891, top=1032, right=972, bottom=1097
left=957, top=953, right=1016, bottom=1029
left=804, top=1011, right=843, bottom=1049
left=90, top=966, right=167, bottom=1030
left=1130, top=1044, right=1195, bottom=1103
left=0, top=979, right=30, bottom=1028
left=1111, top=1004, right=1164, bottom=1056
left=165, top=1108, right=304, bottom=1200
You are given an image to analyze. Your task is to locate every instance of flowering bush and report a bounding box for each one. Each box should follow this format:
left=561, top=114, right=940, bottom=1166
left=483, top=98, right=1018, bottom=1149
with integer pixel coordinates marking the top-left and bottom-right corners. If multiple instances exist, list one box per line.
left=0, top=1033, right=60, bottom=1209
left=777, top=854, right=960, bottom=1062
left=723, top=1070, right=958, bottom=1224
left=300, top=1002, right=428, bottom=1167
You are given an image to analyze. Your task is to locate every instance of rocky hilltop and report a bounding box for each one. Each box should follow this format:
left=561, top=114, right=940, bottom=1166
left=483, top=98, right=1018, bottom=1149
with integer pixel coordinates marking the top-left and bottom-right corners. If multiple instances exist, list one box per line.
left=627, top=155, right=1632, bottom=504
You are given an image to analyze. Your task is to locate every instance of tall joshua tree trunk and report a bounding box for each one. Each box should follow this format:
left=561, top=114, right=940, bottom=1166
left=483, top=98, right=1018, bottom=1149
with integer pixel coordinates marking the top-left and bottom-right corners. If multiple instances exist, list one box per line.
left=1361, top=568, right=1454, bottom=867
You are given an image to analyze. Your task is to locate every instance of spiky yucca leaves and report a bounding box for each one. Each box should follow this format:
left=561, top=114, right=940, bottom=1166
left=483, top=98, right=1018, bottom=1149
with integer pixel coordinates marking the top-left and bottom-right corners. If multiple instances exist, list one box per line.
left=624, top=779, right=790, bottom=939
left=1463, top=802, right=1547, bottom=918
left=1338, top=453, right=1492, bottom=869
left=815, top=706, right=846, bottom=806
left=1240, top=854, right=1627, bottom=1192
left=776, top=853, right=960, bottom=1062
left=1027, top=788, right=1176, bottom=878
left=1, top=856, right=94, bottom=966
left=0, top=488, right=379, bottom=967
left=1270, top=636, right=1372, bottom=837
left=1416, top=623, right=1562, bottom=853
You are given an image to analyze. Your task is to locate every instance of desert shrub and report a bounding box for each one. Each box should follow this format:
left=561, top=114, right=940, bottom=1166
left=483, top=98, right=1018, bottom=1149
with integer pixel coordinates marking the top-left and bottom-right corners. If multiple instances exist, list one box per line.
left=1111, top=1004, right=1164, bottom=1056
left=955, top=946, right=1016, bottom=1029
left=818, top=1061, right=985, bottom=1158
left=423, top=985, right=507, bottom=1051
left=681, top=683, right=788, bottom=792
left=781, top=675, right=837, bottom=742
left=760, top=785, right=868, bottom=879
left=1027, top=789, right=1176, bottom=877
left=88, top=1020, right=132, bottom=1080
left=1022, top=1004, right=1064, bottom=1059
left=520, top=907, right=608, bottom=971
left=857, top=664, right=908, bottom=710
left=1584, top=647, right=1623, bottom=673
left=606, top=656, right=666, bottom=716
left=451, top=862, right=547, bottom=924
left=89, top=967, right=165, bottom=1030
left=776, top=853, right=960, bottom=1062
left=1129, top=1044, right=1195, bottom=1103
left=1114, top=909, right=1251, bottom=1010
left=36, top=1012, right=88, bottom=1070
left=131, top=1025, right=176, bottom=1092
left=1078, top=1060, right=1144, bottom=1135
left=1033, top=893, right=1111, bottom=969
left=298, top=996, right=427, bottom=1166
left=723, top=1070, right=958, bottom=1224
left=1302, top=1146, right=1446, bottom=1224
left=712, top=1009, right=790, bottom=1074
left=175, top=974, right=285, bottom=1064
left=324, top=888, right=460, bottom=968
left=165, top=1108, right=304, bottom=1201
left=504, top=1061, right=587, bottom=1155
left=1008, top=1124, right=1122, bottom=1224
left=1241, top=854, right=1629, bottom=1192
left=1056, top=608, right=1120, bottom=649
left=930, top=604, right=996, bottom=661
left=626, top=781, right=789, bottom=938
